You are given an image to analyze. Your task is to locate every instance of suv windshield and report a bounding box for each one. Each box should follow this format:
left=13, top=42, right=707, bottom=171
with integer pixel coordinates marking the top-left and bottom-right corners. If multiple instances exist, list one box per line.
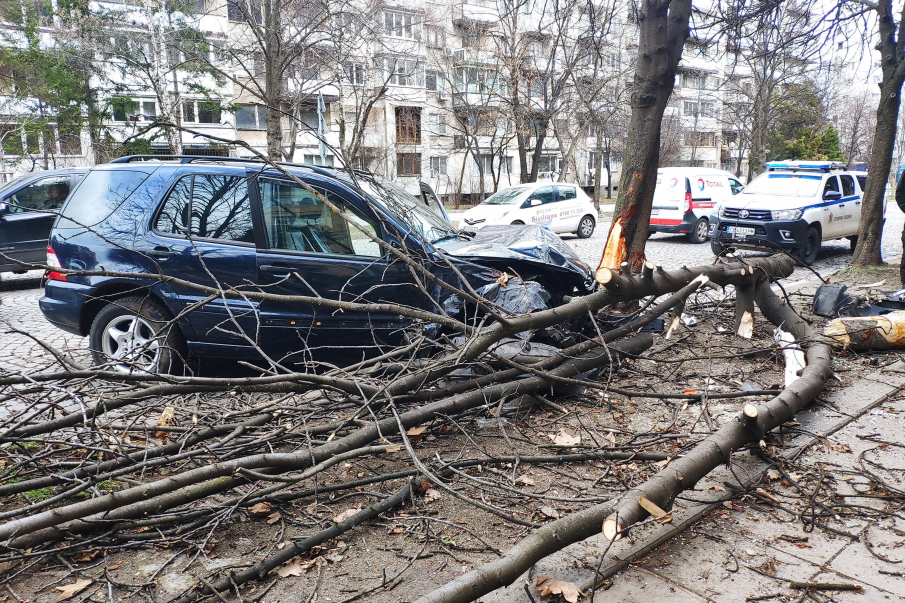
left=357, top=177, right=457, bottom=243
left=0, top=174, right=30, bottom=198
left=742, top=174, right=823, bottom=198
left=482, top=187, right=530, bottom=205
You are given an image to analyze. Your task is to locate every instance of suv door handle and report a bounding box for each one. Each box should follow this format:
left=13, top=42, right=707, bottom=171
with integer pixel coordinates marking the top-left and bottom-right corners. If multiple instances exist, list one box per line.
left=260, top=264, right=291, bottom=277
left=148, top=246, right=175, bottom=258
left=838, top=204, right=845, bottom=208
left=855, top=201, right=862, bottom=205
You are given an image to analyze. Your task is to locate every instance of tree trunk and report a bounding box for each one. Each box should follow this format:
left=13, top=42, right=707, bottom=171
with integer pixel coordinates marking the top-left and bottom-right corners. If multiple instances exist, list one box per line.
left=853, top=34, right=905, bottom=267
left=263, top=0, right=283, bottom=162
left=597, top=0, right=691, bottom=274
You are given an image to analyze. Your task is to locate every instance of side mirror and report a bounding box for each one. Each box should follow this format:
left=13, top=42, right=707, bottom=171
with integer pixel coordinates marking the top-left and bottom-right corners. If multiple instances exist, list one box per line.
left=529, top=198, right=542, bottom=207
left=823, top=190, right=842, bottom=201
left=0, top=202, right=8, bottom=216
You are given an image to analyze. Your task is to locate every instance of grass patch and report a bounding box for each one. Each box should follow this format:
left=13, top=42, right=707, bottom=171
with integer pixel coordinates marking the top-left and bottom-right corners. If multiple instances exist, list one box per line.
left=832, top=264, right=900, bottom=288
left=97, top=480, right=117, bottom=491
left=23, top=487, right=54, bottom=503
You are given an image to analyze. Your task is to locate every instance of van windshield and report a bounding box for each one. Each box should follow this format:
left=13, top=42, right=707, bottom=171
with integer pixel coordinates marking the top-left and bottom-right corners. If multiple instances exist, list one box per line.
left=483, top=187, right=530, bottom=205
left=742, top=174, right=822, bottom=198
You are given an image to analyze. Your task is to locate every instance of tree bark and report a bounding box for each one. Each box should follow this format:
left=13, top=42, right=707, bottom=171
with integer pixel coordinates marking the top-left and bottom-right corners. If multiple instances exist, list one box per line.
left=597, top=0, right=692, bottom=274
left=852, top=0, right=905, bottom=267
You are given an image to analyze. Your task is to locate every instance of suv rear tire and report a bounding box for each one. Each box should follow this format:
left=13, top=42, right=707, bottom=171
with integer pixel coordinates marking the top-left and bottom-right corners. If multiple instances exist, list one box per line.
left=798, top=227, right=821, bottom=266
left=689, top=218, right=709, bottom=244
left=89, top=296, right=186, bottom=374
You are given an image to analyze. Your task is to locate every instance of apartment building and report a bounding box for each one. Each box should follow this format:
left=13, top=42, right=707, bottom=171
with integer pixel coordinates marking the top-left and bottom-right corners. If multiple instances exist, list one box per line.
left=1, top=0, right=859, bottom=195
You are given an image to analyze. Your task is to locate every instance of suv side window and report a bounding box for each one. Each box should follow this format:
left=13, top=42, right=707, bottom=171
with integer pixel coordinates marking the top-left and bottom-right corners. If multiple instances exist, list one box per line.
left=154, top=175, right=254, bottom=243
left=191, top=175, right=254, bottom=243
left=258, top=179, right=381, bottom=257
left=729, top=178, right=744, bottom=195
left=527, top=186, right=556, bottom=205
left=557, top=186, right=576, bottom=201
left=155, top=177, right=191, bottom=235
left=8, top=176, right=71, bottom=213
left=824, top=176, right=840, bottom=195
left=840, top=175, right=855, bottom=197
left=856, top=175, right=867, bottom=191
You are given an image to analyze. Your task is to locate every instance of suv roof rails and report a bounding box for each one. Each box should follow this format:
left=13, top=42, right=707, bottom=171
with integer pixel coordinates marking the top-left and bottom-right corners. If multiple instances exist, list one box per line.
left=765, top=161, right=848, bottom=173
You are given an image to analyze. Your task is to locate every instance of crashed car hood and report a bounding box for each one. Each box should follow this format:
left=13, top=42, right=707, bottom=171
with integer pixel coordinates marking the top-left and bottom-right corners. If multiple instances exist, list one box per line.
left=433, top=224, right=596, bottom=292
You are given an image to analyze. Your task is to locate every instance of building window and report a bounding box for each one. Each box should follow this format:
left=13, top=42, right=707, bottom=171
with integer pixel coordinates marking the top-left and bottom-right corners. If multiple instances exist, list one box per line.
left=683, top=101, right=698, bottom=117
left=142, top=101, right=157, bottom=121
left=395, top=107, right=422, bottom=144
left=299, top=109, right=319, bottom=130
left=682, top=73, right=706, bottom=89
left=685, top=132, right=717, bottom=147
left=111, top=98, right=139, bottom=122
left=198, top=102, right=221, bottom=124
left=430, top=156, right=447, bottom=177
left=385, top=11, right=418, bottom=39
left=227, top=0, right=261, bottom=24
left=376, top=57, right=422, bottom=87
left=537, top=155, right=561, bottom=173
left=425, top=70, right=438, bottom=91
left=425, top=26, right=444, bottom=48
left=428, top=113, right=446, bottom=135
left=343, top=62, right=364, bottom=85
left=474, top=154, right=511, bottom=174
left=700, top=102, right=715, bottom=118
left=236, top=104, right=266, bottom=130
left=303, top=154, right=335, bottom=166
left=397, top=153, right=421, bottom=176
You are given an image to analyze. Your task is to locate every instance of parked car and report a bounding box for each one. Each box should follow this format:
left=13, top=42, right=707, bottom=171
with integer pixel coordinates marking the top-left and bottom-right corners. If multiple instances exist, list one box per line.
left=708, top=161, right=874, bottom=265
left=649, top=167, right=745, bottom=243
left=0, top=168, right=87, bottom=274
left=39, top=157, right=595, bottom=373
left=460, top=182, right=597, bottom=238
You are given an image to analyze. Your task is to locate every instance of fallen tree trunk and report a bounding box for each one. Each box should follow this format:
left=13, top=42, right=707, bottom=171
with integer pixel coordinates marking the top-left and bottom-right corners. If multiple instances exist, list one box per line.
left=414, top=266, right=832, bottom=603
left=824, top=311, right=905, bottom=350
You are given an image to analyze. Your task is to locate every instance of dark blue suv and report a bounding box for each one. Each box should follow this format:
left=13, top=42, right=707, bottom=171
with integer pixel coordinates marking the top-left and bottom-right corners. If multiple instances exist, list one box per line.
left=40, top=157, right=594, bottom=373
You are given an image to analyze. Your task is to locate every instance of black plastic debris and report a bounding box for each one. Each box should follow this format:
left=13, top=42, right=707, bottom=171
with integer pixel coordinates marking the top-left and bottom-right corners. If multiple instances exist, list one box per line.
left=477, top=277, right=551, bottom=315
left=813, top=283, right=853, bottom=317
left=598, top=312, right=665, bottom=333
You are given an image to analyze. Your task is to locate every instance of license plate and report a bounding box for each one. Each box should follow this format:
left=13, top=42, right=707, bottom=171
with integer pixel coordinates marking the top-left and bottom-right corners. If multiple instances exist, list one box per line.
left=650, top=208, right=659, bottom=215
left=727, top=226, right=755, bottom=239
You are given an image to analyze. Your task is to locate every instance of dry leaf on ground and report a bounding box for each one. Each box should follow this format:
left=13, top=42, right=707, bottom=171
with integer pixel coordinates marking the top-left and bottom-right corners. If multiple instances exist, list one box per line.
left=406, top=426, right=427, bottom=440
left=550, top=430, right=580, bottom=447
left=266, top=511, right=282, bottom=524
left=540, top=506, right=560, bottom=519
left=56, top=579, right=92, bottom=600
left=248, top=502, right=272, bottom=517
left=277, top=558, right=319, bottom=577
left=424, top=488, right=442, bottom=502
left=516, top=475, right=536, bottom=486
left=535, top=575, right=582, bottom=603
left=333, top=507, right=360, bottom=523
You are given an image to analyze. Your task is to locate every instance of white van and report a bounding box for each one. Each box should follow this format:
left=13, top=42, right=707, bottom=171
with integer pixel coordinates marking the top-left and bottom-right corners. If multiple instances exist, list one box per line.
left=650, top=168, right=745, bottom=242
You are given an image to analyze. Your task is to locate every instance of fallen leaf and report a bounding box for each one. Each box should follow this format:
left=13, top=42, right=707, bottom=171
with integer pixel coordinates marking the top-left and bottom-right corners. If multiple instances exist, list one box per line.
left=267, top=512, right=282, bottom=524
left=794, top=542, right=813, bottom=548
left=108, top=560, right=123, bottom=570
left=540, top=506, right=560, bottom=519
left=535, top=575, right=582, bottom=603
left=277, top=558, right=319, bottom=577
left=56, top=579, right=92, bottom=600
left=841, top=476, right=854, bottom=482
left=306, top=501, right=318, bottom=515
left=550, top=430, right=580, bottom=447
left=333, top=507, right=360, bottom=523
left=249, top=502, right=272, bottom=517
left=709, top=484, right=726, bottom=492
left=324, top=552, right=344, bottom=563
left=516, top=476, right=536, bottom=486
left=754, top=488, right=779, bottom=503
left=71, top=550, right=99, bottom=563
left=766, top=468, right=782, bottom=481
left=424, top=488, right=442, bottom=502
left=156, top=407, right=176, bottom=439
left=746, top=549, right=757, bottom=556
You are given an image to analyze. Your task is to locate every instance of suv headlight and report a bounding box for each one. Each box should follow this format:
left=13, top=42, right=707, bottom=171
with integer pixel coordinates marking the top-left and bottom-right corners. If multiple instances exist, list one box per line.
left=772, top=209, right=802, bottom=220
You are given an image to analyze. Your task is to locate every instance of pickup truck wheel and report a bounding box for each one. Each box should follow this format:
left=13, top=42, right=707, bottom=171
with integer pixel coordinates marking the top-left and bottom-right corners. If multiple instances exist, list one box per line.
left=89, top=296, right=186, bottom=374
left=576, top=215, right=595, bottom=238
left=848, top=235, right=858, bottom=252
left=710, top=238, right=725, bottom=256
left=798, top=227, right=821, bottom=266
left=688, top=218, right=709, bottom=243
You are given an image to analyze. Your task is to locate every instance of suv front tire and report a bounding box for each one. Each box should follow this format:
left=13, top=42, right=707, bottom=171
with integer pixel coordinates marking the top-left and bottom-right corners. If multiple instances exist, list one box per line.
left=89, top=296, right=186, bottom=374
left=798, top=227, right=821, bottom=266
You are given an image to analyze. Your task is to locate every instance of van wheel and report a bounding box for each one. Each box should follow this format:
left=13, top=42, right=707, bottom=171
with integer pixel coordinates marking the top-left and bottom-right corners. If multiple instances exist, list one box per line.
left=89, top=296, right=186, bottom=374
left=511, top=220, right=525, bottom=225
left=577, top=215, right=595, bottom=238
left=689, top=218, right=709, bottom=244
left=848, top=235, right=858, bottom=252
left=798, top=227, right=821, bottom=266
left=710, top=238, right=725, bottom=256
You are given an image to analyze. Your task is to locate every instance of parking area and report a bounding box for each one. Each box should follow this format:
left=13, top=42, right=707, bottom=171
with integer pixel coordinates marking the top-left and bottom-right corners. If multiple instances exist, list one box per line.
left=2, top=208, right=903, bottom=374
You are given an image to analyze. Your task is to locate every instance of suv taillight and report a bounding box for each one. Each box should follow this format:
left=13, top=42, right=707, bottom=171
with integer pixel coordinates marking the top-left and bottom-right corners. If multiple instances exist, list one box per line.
left=46, top=245, right=66, bottom=281
left=684, top=192, right=692, bottom=213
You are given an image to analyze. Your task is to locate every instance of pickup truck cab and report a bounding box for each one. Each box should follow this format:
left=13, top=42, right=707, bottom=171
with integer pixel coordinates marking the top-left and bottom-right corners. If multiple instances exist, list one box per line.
left=708, top=161, right=871, bottom=265
left=650, top=167, right=744, bottom=243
